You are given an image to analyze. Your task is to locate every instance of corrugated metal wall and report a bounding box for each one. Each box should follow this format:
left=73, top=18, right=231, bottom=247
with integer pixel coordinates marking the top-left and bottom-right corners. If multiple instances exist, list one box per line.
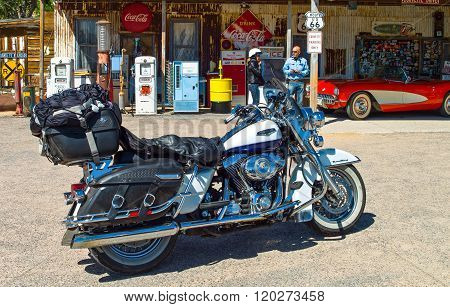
left=55, top=8, right=121, bottom=59
left=221, top=4, right=450, bottom=78
left=55, top=8, right=74, bottom=58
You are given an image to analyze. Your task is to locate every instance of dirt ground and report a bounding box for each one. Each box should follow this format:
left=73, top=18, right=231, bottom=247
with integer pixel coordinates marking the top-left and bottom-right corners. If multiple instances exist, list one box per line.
left=0, top=111, right=448, bottom=286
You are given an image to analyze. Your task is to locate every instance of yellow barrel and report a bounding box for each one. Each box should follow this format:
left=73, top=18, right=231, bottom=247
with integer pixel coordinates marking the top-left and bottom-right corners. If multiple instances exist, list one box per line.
left=210, top=78, right=232, bottom=102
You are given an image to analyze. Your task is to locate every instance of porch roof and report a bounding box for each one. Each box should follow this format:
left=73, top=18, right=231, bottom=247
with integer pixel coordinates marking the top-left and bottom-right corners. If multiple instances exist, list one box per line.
left=0, top=18, right=39, bottom=37
left=56, top=0, right=446, bottom=7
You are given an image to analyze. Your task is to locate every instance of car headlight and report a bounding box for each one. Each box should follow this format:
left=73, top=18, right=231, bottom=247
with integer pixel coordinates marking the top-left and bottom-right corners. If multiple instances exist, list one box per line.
left=334, top=87, right=339, bottom=96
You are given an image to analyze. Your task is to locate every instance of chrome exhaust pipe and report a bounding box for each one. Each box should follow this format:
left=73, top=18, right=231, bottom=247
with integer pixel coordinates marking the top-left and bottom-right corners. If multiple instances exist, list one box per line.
left=70, top=199, right=309, bottom=249
left=71, top=222, right=180, bottom=249
left=179, top=214, right=266, bottom=231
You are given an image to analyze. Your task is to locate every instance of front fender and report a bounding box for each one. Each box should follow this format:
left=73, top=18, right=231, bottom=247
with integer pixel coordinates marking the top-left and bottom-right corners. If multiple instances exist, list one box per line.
left=318, top=148, right=360, bottom=167
left=286, top=148, right=360, bottom=222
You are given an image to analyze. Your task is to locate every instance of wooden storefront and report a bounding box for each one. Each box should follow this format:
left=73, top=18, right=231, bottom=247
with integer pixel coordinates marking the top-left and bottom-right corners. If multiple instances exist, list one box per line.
left=0, top=13, right=54, bottom=88
left=52, top=0, right=449, bottom=102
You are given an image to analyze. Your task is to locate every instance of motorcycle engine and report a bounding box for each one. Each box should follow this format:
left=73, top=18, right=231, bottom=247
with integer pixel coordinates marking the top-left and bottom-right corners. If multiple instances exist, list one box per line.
left=223, top=153, right=285, bottom=212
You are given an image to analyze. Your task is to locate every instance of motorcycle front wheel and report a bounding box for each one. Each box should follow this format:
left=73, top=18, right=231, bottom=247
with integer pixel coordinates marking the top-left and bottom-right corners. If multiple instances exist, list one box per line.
left=89, top=235, right=177, bottom=275
left=309, top=165, right=366, bottom=236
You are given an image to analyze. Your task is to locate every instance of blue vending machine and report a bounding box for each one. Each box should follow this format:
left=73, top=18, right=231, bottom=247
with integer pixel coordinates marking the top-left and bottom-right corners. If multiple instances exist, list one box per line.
left=173, top=61, right=199, bottom=112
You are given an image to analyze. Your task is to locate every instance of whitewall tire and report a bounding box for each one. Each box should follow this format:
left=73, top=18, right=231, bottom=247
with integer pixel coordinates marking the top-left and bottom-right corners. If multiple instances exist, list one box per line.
left=440, top=94, right=450, bottom=117
left=346, top=92, right=372, bottom=120
left=309, top=165, right=366, bottom=236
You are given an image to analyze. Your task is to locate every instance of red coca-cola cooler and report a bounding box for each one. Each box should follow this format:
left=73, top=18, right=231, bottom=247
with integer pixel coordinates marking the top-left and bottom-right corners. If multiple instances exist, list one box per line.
left=221, top=50, right=247, bottom=106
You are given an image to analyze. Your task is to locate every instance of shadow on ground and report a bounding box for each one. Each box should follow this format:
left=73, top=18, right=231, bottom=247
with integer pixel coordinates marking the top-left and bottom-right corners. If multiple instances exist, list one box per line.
left=325, top=109, right=447, bottom=123
left=80, top=212, right=376, bottom=282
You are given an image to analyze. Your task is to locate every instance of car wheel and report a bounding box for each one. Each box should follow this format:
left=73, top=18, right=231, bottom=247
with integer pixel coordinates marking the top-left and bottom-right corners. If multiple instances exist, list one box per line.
left=440, top=93, right=450, bottom=117
left=346, top=92, right=372, bottom=120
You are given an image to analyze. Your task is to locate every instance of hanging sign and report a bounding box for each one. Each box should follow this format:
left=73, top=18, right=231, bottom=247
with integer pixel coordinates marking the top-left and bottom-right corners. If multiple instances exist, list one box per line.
left=371, top=21, right=416, bottom=36
left=307, top=31, right=322, bottom=54
left=0, top=51, right=27, bottom=59
left=305, top=11, right=325, bottom=31
left=121, top=2, right=152, bottom=33
left=297, top=13, right=308, bottom=33
left=222, top=9, right=273, bottom=50
left=401, top=0, right=440, bottom=5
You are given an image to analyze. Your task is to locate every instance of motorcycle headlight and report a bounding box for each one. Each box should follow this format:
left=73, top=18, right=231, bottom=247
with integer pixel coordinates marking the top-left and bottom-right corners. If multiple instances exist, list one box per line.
left=310, top=111, right=325, bottom=129
left=334, top=87, right=339, bottom=96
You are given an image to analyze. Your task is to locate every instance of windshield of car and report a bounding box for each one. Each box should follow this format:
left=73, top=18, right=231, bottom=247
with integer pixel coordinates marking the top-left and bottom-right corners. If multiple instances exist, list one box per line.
left=372, top=66, right=408, bottom=82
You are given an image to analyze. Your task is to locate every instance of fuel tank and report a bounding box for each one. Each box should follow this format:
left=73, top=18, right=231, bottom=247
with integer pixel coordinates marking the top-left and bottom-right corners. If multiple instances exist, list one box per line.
left=222, top=119, right=282, bottom=154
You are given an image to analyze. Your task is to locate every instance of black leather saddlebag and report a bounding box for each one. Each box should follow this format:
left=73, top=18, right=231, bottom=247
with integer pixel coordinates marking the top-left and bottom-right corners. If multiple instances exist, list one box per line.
left=75, top=159, right=183, bottom=227
left=43, top=108, right=121, bottom=165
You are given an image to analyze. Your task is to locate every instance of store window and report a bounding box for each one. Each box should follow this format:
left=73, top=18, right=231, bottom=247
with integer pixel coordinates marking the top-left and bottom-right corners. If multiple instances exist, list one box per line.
left=75, top=18, right=98, bottom=72
left=325, top=49, right=346, bottom=76
left=170, top=19, right=199, bottom=61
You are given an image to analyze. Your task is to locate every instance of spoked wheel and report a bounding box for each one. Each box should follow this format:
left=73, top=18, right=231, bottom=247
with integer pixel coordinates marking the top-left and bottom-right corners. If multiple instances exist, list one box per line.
left=440, top=94, right=450, bottom=117
left=89, top=235, right=177, bottom=275
left=309, top=165, right=366, bottom=236
left=346, top=92, right=372, bottom=120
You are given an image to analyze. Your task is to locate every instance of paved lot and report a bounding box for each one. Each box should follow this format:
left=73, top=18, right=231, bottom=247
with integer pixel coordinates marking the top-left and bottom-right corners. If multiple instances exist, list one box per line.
left=0, top=111, right=449, bottom=286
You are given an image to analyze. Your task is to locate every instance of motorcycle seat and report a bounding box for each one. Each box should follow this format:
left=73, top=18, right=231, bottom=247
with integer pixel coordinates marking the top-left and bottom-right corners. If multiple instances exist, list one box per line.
left=119, top=127, right=224, bottom=167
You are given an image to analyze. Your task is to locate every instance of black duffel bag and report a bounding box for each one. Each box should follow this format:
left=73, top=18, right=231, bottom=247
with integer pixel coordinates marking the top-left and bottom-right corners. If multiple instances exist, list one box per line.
left=30, top=83, right=115, bottom=137
left=31, top=84, right=122, bottom=165
left=42, top=106, right=121, bottom=165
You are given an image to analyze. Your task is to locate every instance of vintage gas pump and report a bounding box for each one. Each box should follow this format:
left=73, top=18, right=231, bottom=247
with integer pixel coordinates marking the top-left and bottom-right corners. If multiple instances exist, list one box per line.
left=46, top=57, right=74, bottom=97
left=173, top=61, right=199, bottom=113
left=96, top=20, right=112, bottom=99
left=135, top=56, right=157, bottom=115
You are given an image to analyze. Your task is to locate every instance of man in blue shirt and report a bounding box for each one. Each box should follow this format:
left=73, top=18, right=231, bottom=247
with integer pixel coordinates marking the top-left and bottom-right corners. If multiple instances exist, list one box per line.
left=283, top=45, right=309, bottom=107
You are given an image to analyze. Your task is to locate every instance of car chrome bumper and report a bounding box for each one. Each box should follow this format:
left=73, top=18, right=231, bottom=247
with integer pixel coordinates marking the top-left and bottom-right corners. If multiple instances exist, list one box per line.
left=318, top=94, right=337, bottom=107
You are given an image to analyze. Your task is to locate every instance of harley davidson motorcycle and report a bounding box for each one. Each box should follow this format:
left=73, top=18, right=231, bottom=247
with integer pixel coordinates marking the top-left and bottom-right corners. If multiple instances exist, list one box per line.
left=59, top=77, right=366, bottom=275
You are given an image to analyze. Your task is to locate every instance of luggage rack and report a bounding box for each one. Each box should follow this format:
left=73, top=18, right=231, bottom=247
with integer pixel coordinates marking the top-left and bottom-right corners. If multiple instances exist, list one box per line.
left=83, top=157, right=125, bottom=184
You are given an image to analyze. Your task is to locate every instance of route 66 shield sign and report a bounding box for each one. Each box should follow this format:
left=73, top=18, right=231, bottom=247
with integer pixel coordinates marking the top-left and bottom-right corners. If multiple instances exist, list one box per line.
left=305, top=11, right=325, bottom=31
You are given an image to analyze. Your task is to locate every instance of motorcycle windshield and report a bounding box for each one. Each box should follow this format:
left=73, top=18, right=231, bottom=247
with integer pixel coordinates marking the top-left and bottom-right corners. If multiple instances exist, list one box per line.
left=261, top=59, right=286, bottom=83
left=262, top=60, right=289, bottom=103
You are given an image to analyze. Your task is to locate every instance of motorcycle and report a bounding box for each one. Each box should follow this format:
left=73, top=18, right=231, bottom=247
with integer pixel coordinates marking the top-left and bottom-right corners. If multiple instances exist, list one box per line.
left=61, top=77, right=366, bottom=275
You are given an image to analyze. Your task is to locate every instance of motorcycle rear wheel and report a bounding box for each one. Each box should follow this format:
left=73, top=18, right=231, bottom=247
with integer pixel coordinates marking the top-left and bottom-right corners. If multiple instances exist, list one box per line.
left=89, top=235, right=177, bottom=275
left=309, top=165, right=366, bottom=236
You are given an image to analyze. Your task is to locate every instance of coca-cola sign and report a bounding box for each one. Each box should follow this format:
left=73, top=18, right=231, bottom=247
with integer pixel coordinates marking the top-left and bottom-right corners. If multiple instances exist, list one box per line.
left=222, top=10, right=273, bottom=50
left=121, top=2, right=152, bottom=33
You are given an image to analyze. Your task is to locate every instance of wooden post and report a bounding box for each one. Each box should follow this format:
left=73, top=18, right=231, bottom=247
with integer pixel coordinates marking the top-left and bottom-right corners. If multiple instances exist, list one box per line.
left=309, top=0, right=319, bottom=111
left=161, top=0, right=167, bottom=113
left=24, top=35, right=28, bottom=86
left=39, top=0, right=45, bottom=98
left=286, top=0, right=292, bottom=60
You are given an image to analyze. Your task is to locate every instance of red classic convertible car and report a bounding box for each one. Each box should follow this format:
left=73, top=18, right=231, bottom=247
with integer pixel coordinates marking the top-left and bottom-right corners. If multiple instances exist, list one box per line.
left=306, top=67, right=450, bottom=120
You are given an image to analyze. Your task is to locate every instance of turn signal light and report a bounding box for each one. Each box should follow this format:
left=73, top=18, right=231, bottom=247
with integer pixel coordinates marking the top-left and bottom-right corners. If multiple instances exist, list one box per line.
left=71, top=183, right=86, bottom=195
left=70, top=183, right=87, bottom=202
